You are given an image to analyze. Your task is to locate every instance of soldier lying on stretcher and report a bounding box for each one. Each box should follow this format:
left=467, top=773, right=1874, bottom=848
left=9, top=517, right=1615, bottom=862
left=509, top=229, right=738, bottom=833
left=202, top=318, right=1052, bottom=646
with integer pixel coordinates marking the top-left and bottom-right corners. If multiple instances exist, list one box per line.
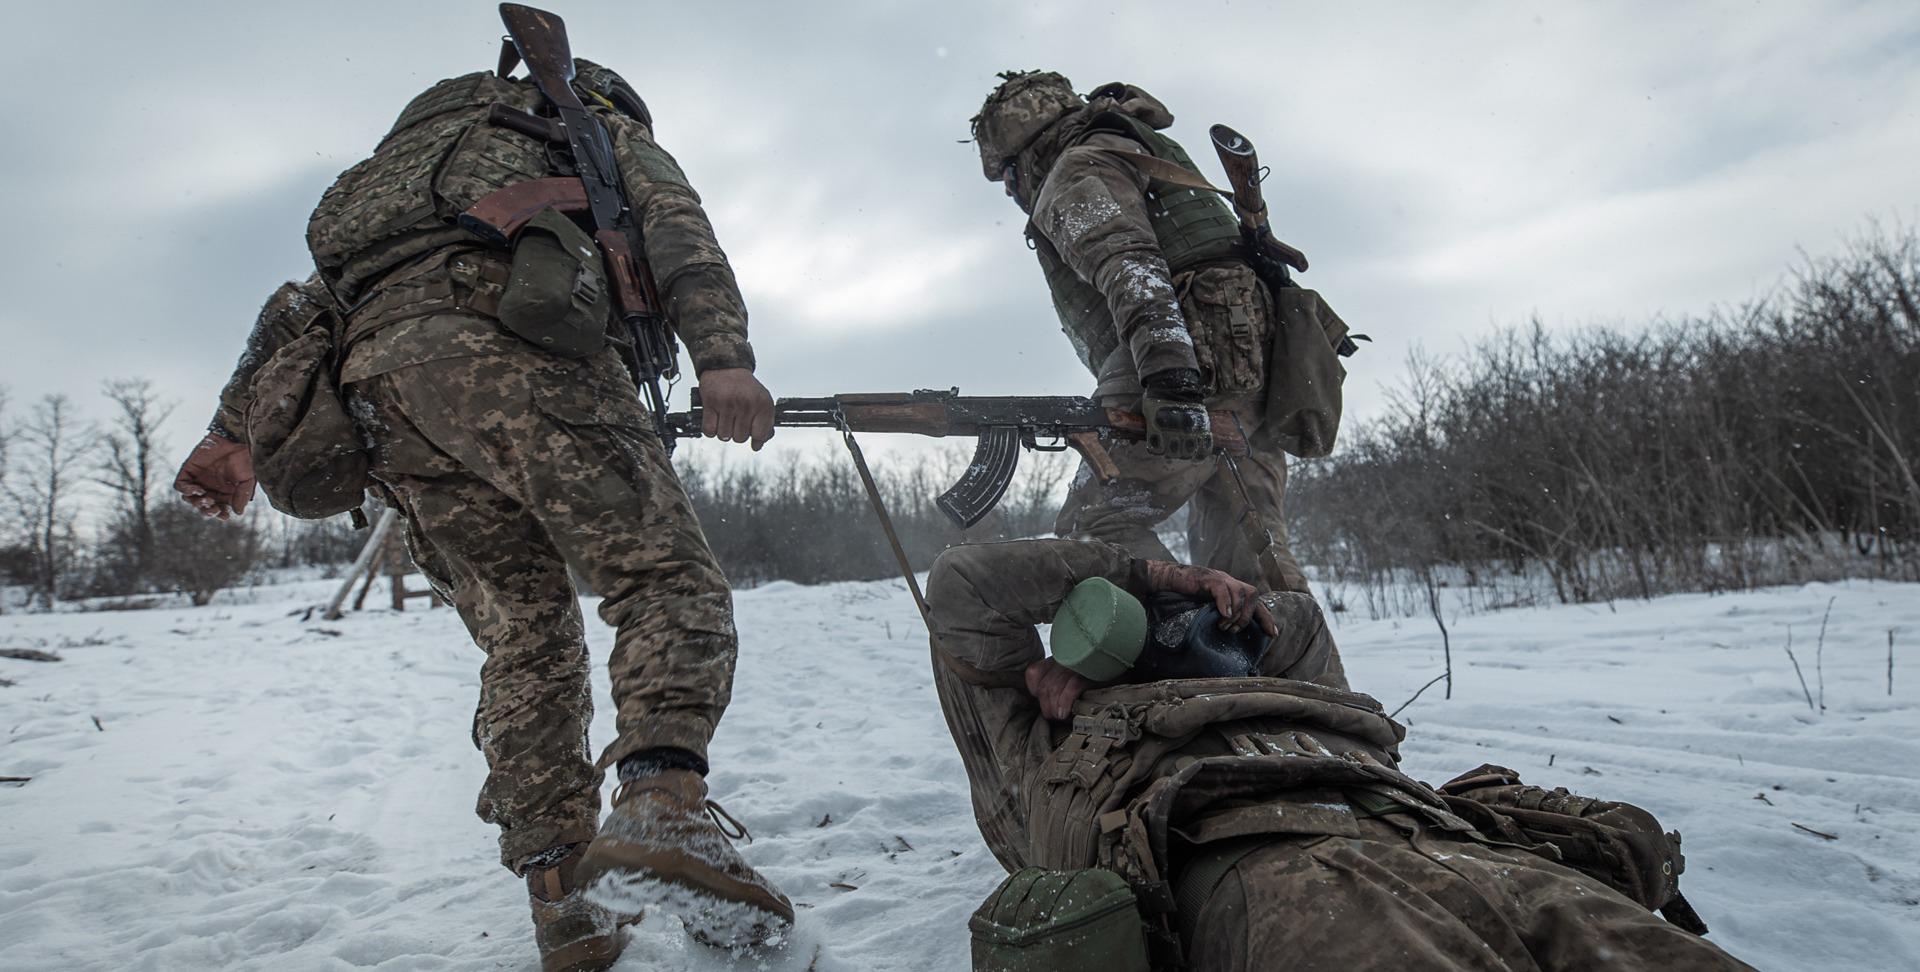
left=924, top=539, right=1758, bottom=972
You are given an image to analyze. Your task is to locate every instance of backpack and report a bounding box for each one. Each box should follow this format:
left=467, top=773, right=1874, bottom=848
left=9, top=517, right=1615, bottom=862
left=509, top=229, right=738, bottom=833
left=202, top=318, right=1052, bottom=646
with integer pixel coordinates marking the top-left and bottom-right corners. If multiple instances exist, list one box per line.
left=244, top=301, right=370, bottom=521
left=1438, top=763, right=1711, bottom=935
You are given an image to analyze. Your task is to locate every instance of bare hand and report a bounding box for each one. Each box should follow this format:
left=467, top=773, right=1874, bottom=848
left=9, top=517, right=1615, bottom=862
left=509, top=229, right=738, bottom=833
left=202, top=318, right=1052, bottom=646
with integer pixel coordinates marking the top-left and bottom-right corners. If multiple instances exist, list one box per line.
left=1145, top=561, right=1279, bottom=637
left=1025, top=657, right=1093, bottom=720
left=697, top=368, right=775, bottom=451
left=174, top=434, right=256, bottom=520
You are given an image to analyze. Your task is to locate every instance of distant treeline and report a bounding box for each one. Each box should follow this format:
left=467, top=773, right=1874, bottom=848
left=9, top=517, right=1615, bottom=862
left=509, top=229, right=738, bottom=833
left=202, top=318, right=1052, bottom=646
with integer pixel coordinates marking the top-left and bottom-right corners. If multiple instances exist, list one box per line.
left=0, top=380, right=372, bottom=610
left=675, top=446, right=1075, bottom=588
left=1286, top=226, right=1920, bottom=614
left=6, top=226, right=1912, bottom=613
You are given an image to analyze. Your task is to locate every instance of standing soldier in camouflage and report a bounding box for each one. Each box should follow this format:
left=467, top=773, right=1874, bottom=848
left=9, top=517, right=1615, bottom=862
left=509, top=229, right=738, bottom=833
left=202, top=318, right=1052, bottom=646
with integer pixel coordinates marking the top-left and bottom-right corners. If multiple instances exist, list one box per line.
left=173, top=51, right=790, bottom=972
left=971, top=72, right=1313, bottom=594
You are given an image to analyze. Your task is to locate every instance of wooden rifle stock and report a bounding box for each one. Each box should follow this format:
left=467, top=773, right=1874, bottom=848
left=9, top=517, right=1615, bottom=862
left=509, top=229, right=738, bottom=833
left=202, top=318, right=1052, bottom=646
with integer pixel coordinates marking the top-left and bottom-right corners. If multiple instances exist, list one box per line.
left=1209, top=124, right=1308, bottom=273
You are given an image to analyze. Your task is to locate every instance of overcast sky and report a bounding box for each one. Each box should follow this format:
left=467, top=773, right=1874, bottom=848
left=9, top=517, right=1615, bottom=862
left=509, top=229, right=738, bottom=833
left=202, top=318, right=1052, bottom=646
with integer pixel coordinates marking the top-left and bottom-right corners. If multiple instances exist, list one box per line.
left=3, top=0, right=1916, bottom=465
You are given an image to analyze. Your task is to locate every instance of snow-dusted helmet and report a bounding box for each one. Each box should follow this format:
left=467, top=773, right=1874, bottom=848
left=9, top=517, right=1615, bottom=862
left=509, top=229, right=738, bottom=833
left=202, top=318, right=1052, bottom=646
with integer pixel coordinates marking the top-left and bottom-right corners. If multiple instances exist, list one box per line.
left=970, top=70, right=1083, bottom=180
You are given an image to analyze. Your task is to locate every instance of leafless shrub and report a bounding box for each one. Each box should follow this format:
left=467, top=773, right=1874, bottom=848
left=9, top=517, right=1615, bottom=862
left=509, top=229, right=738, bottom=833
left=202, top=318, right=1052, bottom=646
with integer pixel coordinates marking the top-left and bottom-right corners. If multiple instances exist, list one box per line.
left=1290, top=225, right=1920, bottom=617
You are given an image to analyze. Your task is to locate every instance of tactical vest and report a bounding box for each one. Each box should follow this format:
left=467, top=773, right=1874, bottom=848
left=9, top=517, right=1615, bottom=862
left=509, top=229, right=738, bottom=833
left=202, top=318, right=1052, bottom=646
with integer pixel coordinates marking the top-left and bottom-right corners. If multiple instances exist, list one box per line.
left=307, top=72, right=553, bottom=302
left=1031, top=112, right=1245, bottom=375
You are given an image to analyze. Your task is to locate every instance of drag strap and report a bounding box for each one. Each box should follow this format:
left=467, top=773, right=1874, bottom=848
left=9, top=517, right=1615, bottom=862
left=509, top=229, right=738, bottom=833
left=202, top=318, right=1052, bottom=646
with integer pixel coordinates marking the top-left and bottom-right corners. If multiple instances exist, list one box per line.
left=836, top=422, right=1025, bottom=691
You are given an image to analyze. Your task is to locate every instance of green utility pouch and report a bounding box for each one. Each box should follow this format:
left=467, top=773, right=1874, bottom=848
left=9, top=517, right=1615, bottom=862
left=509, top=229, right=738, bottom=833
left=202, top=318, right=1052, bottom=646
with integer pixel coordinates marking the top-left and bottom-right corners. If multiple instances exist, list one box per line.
left=497, top=207, right=611, bottom=357
left=970, top=867, right=1151, bottom=972
left=1264, top=287, right=1351, bottom=458
left=245, top=322, right=370, bottom=520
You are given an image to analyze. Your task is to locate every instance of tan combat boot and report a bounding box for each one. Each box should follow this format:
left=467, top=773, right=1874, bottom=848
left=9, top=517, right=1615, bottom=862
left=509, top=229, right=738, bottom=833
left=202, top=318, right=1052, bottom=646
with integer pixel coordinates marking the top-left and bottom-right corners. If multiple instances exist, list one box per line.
left=577, top=770, right=795, bottom=948
left=526, top=844, right=625, bottom=972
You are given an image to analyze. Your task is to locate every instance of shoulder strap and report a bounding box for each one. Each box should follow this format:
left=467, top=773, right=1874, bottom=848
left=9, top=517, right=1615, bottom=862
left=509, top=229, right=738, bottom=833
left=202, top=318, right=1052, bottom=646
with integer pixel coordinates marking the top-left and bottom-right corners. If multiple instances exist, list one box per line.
left=1096, top=147, right=1233, bottom=198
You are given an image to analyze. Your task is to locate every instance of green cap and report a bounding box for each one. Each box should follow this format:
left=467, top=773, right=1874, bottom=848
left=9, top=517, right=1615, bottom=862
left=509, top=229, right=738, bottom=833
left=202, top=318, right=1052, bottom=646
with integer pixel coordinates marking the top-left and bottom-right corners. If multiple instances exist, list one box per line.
left=1049, top=577, right=1148, bottom=682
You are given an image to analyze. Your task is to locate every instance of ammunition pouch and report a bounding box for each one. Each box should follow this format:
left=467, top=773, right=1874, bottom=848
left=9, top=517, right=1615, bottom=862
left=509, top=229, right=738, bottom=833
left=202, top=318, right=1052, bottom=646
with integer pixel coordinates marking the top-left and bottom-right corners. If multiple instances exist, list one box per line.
left=497, top=207, right=612, bottom=357
left=970, top=867, right=1151, bottom=972
left=244, top=313, right=370, bottom=520
left=1439, top=763, right=1711, bottom=935
left=339, top=248, right=513, bottom=348
left=1263, top=287, right=1350, bottom=458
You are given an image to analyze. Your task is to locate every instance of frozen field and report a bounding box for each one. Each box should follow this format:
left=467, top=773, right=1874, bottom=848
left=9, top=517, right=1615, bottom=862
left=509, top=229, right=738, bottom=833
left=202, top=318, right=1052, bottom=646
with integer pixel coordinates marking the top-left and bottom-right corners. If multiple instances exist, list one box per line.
left=1, top=571, right=1916, bottom=971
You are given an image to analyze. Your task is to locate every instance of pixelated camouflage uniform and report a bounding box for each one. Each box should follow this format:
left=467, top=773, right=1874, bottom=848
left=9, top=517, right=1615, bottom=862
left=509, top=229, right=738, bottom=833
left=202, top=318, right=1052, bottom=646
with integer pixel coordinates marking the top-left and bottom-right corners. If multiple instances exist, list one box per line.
left=924, top=539, right=1754, bottom=971
left=213, top=69, right=751, bottom=872
left=979, top=77, right=1308, bottom=593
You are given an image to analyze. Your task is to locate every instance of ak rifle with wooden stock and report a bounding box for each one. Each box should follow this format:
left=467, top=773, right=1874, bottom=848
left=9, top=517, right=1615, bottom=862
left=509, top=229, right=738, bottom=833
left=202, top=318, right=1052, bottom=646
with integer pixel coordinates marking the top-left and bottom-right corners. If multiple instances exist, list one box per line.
left=456, top=3, right=682, bottom=436
left=661, top=389, right=1251, bottom=528
left=1209, top=123, right=1365, bottom=358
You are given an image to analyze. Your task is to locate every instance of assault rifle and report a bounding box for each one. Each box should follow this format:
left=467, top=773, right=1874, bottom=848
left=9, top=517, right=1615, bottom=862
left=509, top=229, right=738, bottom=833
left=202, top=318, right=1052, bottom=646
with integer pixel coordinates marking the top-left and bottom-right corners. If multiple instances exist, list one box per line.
left=662, top=389, right=1251, bottom=528
left=1209, top=124, right=1365, bottom=358
left=456, top=4, right=681, bottom=433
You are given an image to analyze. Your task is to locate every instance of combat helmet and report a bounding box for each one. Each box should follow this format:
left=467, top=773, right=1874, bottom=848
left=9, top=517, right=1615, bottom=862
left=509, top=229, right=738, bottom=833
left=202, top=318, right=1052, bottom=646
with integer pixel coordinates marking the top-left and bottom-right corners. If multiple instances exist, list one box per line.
left=970, top=70, right=1083, bottom=180
left=573, top=58, right=652, bottom=127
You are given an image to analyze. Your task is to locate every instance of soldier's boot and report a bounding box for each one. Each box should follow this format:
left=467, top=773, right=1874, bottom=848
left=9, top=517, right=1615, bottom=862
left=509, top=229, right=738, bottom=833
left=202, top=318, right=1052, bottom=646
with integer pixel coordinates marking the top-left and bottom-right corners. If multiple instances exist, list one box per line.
left=525, top=844, right=625, bottom=972
left=577, top=769, right=795, bottom=948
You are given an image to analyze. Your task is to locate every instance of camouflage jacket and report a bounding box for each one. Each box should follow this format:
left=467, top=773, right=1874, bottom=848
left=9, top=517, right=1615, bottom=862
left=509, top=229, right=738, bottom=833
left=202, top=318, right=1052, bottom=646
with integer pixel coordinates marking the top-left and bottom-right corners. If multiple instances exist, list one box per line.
left=1029, top=130, right=1203, bottom=391
left=210, top=70, right=756, bottom=426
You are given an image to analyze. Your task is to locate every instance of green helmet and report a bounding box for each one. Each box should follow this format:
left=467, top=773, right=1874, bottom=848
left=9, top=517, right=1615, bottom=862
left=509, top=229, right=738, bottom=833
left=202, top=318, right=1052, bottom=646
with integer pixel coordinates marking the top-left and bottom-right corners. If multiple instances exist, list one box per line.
left=1048, top=577, right=1148, bottom=682
left=970, top=70, right=1083, bottom=180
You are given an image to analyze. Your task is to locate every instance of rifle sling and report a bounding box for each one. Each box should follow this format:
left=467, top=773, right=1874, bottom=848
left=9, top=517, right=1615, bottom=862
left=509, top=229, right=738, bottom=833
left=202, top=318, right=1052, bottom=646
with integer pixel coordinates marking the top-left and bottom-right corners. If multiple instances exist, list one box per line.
left=1097, top=148, right=1232, bottom=198
left=837, top=424, right=1026, bottom=690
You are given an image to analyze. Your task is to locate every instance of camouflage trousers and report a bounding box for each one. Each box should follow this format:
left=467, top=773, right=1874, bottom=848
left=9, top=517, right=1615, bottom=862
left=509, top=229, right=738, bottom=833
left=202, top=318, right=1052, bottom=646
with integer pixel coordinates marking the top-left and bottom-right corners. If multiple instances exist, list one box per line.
left=1055, top=394, right=1308, bottom=594
left=1185, top=818, right=1754, bottom=972
left=349, top=344, right=736, bottom=872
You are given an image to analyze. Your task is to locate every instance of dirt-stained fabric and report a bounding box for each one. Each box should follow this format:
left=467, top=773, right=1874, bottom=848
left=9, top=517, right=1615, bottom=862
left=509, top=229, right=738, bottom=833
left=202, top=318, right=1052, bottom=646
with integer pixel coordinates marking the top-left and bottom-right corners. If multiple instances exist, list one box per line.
left=926, top=538, right=1755, bottom=972
left=1055, top=380, right=1308, bottom=594
left=1027, top=127, right=1306, bottom=593
left=1032, top=131, right=1203, bottom=386
left=924, top=538, right=1346, bottom=872
left=347, top=337, right=737, bottom=870
left=1187, top=818, right=1755, bottom=972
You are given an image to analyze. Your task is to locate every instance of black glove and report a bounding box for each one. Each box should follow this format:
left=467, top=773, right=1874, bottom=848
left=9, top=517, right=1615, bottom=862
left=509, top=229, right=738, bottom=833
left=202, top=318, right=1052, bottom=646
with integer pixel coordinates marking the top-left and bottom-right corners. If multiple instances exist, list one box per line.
left=1141, top=369, right=1212, bottom=461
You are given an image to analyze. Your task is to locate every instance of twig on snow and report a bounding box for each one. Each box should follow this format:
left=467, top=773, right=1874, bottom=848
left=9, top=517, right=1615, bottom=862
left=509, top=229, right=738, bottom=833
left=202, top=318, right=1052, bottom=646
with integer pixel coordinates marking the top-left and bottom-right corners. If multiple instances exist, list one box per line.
left=0, top=776, right=30, bottom=785
left=1891, top=630, right=1897, bottom=697
left=1423, top=568, right=1454, bottom=700
left=0, top=648, right=61, bottom=663
left=1783, top=625, right=1815, bottom=712
left=1815, top=595, right=1835, bottom=713
left=1791, top=822, right=1839, bottom=841
left=1390, top=672, right=1450, bottom=720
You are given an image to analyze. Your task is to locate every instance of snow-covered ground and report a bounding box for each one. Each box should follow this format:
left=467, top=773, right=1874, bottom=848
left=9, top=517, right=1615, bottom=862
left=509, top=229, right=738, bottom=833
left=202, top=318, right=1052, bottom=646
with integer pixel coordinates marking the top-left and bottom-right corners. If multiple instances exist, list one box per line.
left=2, top=571, right=1916, bottom=971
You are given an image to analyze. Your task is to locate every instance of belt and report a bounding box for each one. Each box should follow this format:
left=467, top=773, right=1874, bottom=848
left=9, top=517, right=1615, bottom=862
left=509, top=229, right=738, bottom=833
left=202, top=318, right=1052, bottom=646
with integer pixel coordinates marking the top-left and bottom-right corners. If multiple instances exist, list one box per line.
left=341, top=248, right=512, bottom=349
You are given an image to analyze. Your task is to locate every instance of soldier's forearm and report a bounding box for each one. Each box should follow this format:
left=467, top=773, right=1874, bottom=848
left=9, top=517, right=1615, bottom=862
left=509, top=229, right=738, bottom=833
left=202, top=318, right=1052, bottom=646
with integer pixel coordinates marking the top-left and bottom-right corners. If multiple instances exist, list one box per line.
left=665, top=267, right=754, bottom=374
left=1092, top=251, right=1200, bottom=381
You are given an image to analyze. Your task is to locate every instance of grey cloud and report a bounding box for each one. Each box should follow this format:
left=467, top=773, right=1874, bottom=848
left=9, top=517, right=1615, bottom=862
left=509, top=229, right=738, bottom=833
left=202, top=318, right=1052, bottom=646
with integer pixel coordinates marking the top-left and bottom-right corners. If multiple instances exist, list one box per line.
left=1, top=0, right=1915, bottom=464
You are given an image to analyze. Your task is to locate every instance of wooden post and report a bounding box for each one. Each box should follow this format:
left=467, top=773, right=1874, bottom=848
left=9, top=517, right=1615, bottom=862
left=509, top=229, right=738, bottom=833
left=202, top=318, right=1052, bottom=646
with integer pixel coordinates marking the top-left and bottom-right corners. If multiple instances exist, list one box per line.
left=322, top=508, right=399, bottom=621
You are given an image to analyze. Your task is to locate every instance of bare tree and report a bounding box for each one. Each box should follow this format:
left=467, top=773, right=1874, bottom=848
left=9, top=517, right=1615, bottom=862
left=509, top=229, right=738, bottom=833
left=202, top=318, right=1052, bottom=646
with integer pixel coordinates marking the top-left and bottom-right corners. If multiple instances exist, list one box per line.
left=93, top=379, right=176, bottom=591
left=6, top=395, right=93, bottom=608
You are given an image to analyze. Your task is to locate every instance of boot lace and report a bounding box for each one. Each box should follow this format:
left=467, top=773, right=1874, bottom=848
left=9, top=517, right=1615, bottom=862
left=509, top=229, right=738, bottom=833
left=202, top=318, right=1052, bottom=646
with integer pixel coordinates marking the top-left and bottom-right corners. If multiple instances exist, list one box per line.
left=608, top=782, right=753, bottom=844
left=705, top=799, right=752, bottom=844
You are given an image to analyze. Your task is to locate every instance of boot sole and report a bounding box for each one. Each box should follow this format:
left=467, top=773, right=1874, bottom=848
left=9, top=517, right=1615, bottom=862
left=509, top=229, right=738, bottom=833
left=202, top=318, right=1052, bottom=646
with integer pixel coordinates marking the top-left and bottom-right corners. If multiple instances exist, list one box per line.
left=583, top=856, right=794, bottom=948
left=542, top=932, right=623, bottom=972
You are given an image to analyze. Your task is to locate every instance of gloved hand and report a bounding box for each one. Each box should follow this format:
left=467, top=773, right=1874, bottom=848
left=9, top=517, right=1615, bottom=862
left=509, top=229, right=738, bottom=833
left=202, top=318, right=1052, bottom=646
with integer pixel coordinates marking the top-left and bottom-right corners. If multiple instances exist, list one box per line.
left=1140, top=369, right=1212, bottom=461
